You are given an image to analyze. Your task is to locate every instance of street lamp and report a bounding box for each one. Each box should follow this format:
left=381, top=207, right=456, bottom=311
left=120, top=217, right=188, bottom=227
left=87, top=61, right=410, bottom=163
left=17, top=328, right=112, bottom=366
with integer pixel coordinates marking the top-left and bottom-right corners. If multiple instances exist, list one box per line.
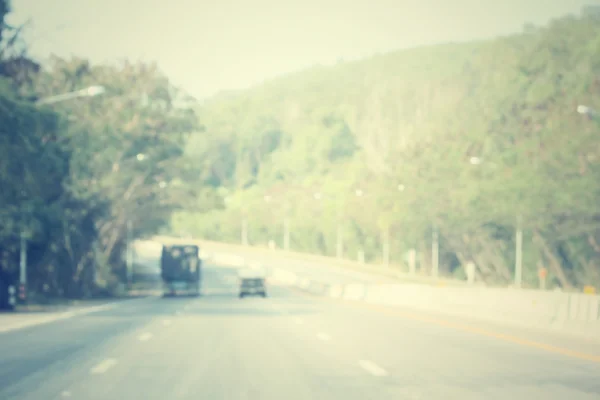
left=578, top=104, right=599, bottom=124
left=112, top=153, right=149, bottom=173
left=125, top=179, right=170, bottom=287
left=467, top=155, right=523, bottom=286
left=35, top=85, right=106, bottom=105
left=469, top=156, right=483, bottom=165
left=577, top=104, right=596, bottom=117
left=18, top=85, right=107, bottom=304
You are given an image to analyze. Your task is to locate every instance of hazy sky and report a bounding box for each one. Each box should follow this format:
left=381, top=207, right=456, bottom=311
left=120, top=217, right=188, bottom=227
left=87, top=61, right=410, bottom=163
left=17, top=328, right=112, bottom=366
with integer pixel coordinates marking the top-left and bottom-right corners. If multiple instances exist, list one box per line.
left=8, top=0, right=598, bottom=99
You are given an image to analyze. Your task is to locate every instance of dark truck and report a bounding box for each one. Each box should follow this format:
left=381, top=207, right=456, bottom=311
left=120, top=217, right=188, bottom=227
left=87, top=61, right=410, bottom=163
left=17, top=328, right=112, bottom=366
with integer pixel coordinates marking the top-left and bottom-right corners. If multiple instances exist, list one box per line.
left=160, top=244, right=202, bottom=297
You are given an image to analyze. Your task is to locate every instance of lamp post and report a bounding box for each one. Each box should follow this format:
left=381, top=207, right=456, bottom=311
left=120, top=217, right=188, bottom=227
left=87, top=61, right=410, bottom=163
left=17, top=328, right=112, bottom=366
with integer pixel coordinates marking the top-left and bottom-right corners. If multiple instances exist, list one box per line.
left=468, top=155, right=523, bottom=286
left=18, top=86, right=106, bottom=303
left=35, top=85, right=106, bottom=105
left=577, top=105, right=597, bottom=117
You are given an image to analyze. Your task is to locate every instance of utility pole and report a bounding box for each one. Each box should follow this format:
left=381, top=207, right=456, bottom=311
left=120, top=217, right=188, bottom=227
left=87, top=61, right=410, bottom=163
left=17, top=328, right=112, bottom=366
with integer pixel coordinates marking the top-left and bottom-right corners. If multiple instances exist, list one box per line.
left=19, top=231, right=27, bottom=303
left=126, top=220, right=133, bottom=288
left=432, top=224, right=439, bottom=278
left=408, top=248, right=416, bottom=275
left=12, top=86, right=108, bottom=303
left=283, top=217, right=290, bottom=251
left=241, top=217, right=249, bottom=246
left=358, top=249, right=365, bottom=263
left=382, top=228, right=390, bottom=267
left=515, top=215, right=523, bottom=287
left=336, top=224, right=343, bottom=259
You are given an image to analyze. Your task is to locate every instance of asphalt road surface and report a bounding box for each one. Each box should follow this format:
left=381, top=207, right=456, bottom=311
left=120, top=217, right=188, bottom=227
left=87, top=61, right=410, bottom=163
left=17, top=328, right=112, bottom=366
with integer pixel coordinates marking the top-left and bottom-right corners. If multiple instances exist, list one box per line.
left=1, top=264, right=599, bottom=400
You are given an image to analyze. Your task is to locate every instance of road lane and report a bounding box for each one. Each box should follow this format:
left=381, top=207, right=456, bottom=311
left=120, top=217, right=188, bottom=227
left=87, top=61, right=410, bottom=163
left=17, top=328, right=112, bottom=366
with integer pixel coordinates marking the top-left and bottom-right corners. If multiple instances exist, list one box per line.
left=0, top=295, right=196, bottom=399
left=1, top=265, right=397, bottom=399
left=60, top=290, right=393, bottom=400
left=283, top=290, right=600, bottom=399
left=1, top=263, right=599, bottom=399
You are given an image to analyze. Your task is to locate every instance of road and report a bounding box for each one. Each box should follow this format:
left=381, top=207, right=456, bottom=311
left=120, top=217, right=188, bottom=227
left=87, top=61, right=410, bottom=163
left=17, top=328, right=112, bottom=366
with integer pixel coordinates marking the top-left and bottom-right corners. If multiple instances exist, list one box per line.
left=1, top=264, right=599, bottom=400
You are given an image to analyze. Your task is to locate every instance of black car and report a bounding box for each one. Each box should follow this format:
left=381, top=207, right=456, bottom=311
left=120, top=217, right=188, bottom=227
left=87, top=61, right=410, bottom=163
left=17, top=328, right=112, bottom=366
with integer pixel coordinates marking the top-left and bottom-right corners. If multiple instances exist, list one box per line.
left=239, top=277, right=267, bottom=298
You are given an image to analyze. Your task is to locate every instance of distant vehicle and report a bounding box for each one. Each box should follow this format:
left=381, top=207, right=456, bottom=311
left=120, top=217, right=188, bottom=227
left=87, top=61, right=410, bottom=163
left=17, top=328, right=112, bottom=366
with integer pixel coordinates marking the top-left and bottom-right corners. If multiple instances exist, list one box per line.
left=239, top=267, right=267, bottom=298
left=160, top=244, right=202, bottom=297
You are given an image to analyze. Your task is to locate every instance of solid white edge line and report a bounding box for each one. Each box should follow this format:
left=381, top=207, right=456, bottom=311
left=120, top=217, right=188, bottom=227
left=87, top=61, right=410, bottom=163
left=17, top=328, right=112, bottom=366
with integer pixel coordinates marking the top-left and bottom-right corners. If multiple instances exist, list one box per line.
left=0, top=303, right=120, bottom=334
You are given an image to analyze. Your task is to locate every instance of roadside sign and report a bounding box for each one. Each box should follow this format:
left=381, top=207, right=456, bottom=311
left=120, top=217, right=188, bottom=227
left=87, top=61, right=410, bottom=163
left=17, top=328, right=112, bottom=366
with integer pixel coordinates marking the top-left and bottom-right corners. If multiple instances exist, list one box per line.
left=583, top=285, right=596, bottom=295
left=538, top=267, right=548, bottom=290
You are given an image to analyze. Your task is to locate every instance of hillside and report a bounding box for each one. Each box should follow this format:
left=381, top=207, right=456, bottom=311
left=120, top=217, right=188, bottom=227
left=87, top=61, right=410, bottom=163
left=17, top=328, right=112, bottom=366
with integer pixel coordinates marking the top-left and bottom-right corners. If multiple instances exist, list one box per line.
left=173, top=13, right=600, bottom=289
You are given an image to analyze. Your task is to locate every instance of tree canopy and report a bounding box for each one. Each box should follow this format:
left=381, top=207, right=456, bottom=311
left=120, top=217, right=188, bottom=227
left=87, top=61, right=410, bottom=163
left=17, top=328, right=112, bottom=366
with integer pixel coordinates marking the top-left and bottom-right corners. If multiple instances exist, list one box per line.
left=173, top=13, right=600, bottom=290
left=0, top=0, right=200, bottom=301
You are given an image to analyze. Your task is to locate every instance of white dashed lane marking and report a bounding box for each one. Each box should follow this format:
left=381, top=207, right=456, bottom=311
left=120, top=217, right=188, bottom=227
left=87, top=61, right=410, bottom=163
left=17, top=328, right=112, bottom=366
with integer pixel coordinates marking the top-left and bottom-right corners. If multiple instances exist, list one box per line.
left=358, top=360, right=388, bottom=377
left=90, top=358, right=118, bottom=375
left=138, top=332, right=153, bottom=341
left=316, top=332, right=331, bottom=341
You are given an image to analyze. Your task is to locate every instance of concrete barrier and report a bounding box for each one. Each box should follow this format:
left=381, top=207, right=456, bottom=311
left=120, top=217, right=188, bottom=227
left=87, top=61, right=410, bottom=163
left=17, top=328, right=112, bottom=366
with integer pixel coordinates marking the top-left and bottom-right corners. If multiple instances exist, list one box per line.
left=264, top=265, right=600, bottom=341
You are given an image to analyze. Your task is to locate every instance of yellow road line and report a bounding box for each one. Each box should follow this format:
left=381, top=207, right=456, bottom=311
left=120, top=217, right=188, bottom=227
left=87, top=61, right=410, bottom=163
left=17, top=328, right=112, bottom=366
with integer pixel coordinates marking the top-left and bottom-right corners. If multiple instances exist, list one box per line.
left=356, top=302, right=600, bottom=363
left=291, top=287, right=600, bottom=363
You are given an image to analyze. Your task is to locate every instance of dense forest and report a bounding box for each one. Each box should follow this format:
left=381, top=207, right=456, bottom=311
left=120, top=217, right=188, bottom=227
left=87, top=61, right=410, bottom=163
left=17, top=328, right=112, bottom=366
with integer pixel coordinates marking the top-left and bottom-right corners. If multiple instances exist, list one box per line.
left=171, top=12, right=600, bottom=290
